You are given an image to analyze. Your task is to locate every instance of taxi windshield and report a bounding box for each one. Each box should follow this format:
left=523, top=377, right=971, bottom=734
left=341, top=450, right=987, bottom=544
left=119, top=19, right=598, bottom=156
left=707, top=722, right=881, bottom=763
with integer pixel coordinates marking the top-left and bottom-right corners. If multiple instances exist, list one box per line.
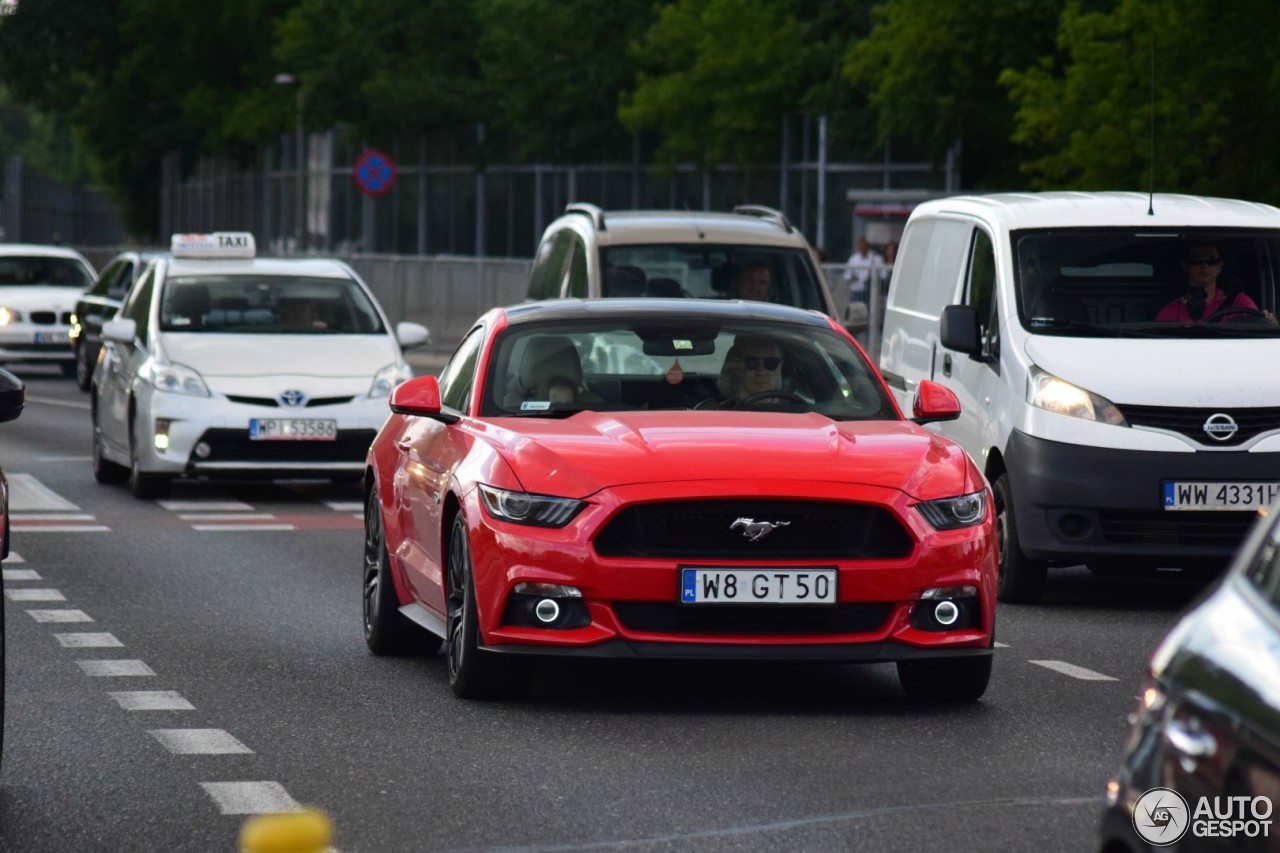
left=159, top=275, right=386, bottom=334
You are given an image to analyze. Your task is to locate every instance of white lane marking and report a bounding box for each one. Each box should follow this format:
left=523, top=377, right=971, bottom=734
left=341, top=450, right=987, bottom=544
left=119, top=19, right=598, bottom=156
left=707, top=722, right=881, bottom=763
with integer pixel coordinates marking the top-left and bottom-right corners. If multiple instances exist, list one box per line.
left=34, top=456, right=92, bottom=462
left=200, top=782, right=301, bottom=815
left=11, top=513, right=96, bottom=521
left=7, top=588, right=66, bottom=601
left=159, top=500, right=254, bottom=512
left=192, top=524, right=295, bottom=532
left=325, top=501, right=361, bottom=512
left=179, top=513, right=276, bottom=521
left=3, top=569, right=41, bottom=580
left=109, top=691, right=195, bottom=711
left=77, top=660, right=155, bottom=677
left=23, top=394, right=90, bottom=411
left=994, top=642, right=1010, bottom=648
left=150, top=729, right=253, bottom=755
left=4, top=552, right=24, bottom=563
left=7, top=473, right=80, bottom=511
left=12, top=525, right=112, bottom=533
left=55, top=632, right=123, bottom=648
left=1029, top=660, right=1119, bottom=681
left=28, top=609, right=93, bottom=623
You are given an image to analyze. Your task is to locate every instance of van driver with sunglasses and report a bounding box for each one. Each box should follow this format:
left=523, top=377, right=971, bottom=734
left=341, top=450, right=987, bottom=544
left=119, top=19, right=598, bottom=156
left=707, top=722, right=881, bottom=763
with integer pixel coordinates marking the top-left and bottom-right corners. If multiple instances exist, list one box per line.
left=1156, top=241, right=1276, bottom=323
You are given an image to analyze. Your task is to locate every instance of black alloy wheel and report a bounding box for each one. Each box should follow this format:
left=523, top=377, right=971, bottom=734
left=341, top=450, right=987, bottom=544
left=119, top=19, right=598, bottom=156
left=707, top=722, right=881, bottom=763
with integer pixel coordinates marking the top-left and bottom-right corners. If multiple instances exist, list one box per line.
left=445, top=512, right=533, bottom=700
left=74, top=343, right=94, bottom=391
left=362, top=489, right=439, bottom=655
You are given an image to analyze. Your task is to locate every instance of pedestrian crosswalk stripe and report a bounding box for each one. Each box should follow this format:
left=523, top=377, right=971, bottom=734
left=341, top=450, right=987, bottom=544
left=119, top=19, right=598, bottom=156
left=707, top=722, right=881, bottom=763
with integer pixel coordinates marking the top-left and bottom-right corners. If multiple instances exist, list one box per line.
left=200, top=781, right=300, bottom=815
left=1029, top=660, right=1118, bottom=681
left=151, top=729, right=252, bottom=755
left=7, top=473, right=80, bottom=511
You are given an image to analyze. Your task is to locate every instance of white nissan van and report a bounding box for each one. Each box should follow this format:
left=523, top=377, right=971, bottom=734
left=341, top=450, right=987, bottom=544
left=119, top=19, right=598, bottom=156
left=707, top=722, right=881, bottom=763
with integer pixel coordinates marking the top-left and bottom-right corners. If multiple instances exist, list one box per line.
left=879, top=192, right=1280, bottom=602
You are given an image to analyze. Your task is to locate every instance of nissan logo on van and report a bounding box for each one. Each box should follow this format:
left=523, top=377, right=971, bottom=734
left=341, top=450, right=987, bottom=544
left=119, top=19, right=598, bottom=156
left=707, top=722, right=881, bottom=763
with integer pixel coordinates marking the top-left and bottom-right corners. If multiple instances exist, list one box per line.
left=1203, top=413, right=1239, bottom=442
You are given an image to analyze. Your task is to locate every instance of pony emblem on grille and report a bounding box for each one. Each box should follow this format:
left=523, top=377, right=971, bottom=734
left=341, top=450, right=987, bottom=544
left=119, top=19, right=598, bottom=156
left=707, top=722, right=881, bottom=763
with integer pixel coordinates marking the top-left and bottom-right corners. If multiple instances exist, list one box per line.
left=731, top=517, right=791, bottom=542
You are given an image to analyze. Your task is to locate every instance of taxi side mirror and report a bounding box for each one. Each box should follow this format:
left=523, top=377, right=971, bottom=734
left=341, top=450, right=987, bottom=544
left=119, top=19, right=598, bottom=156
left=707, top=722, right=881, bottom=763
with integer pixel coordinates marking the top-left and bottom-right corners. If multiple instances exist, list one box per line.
left=102, top=318, right=138, bottom=344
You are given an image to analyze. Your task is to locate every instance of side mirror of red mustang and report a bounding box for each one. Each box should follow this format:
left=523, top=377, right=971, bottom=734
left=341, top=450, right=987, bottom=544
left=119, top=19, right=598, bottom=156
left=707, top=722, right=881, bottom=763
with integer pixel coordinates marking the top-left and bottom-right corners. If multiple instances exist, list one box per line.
left=390, top=375, right=457, bottom=423
left=911, top=380, right=961, bottom=425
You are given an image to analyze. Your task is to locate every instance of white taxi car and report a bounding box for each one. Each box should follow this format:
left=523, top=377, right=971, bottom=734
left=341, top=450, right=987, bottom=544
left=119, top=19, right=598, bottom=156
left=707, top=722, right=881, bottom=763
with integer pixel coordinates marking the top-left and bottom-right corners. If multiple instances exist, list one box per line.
left=91, top=232, right=429, bottom=498
left=0, top=243, right=97, bottom=376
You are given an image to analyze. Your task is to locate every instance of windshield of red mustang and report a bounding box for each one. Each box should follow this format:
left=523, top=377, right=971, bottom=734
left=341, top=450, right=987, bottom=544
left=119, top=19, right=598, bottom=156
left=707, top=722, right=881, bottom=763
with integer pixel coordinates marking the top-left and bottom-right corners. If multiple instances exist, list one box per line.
left=480, top=319, right=897, bottom=420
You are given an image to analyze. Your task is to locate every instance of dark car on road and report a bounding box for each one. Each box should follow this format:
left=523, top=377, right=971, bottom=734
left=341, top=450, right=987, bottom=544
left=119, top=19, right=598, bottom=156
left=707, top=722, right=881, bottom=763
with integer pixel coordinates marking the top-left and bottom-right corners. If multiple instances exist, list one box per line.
left=1099, top=501, right=1280, bottom=851
left=0, top=367, right=25, bottom=764
left=70, top=249, right=166, bottom=390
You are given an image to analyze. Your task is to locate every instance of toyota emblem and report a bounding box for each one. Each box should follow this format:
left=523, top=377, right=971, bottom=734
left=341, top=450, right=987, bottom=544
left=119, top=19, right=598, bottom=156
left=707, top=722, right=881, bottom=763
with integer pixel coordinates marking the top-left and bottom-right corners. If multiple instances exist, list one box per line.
left=279, top=389, right=307, bottom=408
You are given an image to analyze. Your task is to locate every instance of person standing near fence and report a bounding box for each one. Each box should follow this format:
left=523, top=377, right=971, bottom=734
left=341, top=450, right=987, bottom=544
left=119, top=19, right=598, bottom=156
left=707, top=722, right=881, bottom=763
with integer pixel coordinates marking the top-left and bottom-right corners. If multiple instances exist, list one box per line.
left=843, top=237, right=883, bottom=323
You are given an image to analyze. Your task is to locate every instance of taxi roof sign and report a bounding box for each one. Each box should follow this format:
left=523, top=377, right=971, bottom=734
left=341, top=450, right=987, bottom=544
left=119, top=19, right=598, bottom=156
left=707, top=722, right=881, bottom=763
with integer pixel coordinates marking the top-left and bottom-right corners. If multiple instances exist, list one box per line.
left=170, top=232, right=257, bottom=259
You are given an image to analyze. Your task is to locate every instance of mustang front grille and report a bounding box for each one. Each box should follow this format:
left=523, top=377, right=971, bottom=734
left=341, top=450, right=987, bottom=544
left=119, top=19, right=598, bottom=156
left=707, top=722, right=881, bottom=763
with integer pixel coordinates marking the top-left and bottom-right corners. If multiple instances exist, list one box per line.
left=593, top=499, right=914, bottom=560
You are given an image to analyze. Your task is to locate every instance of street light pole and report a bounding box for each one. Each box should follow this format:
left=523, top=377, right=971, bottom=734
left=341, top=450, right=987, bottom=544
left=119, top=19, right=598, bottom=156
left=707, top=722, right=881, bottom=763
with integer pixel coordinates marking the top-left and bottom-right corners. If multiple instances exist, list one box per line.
left=274, top=73, right=305, bottom=253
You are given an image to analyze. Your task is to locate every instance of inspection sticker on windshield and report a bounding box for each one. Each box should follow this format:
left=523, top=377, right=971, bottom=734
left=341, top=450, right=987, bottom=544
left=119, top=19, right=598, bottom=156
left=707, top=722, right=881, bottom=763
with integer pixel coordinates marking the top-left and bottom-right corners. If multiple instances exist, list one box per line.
left=679, top=567, right=837, bottom=605
left=1164, top=481, right=1280, bottom=511
left=249, top=418, right=337, bottom=441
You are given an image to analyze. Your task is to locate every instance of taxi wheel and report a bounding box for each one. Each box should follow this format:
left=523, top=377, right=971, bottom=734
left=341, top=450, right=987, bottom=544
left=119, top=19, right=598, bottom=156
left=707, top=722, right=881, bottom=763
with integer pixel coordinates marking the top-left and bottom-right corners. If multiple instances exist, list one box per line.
left=128, top=422, right=171, bottom=500
left=445, top=513, right=533, bottom=700
left=362, top=491, right=441, bottom=656
left=897, top=655, right=992, bottom=702
left=91, top=413, right=128, bottom=485
left=993, top=474, right=1047, bottom=604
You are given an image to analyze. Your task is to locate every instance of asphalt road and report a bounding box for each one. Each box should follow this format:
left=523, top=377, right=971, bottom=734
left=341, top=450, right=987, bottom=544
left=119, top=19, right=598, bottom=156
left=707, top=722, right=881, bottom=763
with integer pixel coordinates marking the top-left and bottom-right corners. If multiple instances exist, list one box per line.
left=0, top=365, right=1213, bottom=852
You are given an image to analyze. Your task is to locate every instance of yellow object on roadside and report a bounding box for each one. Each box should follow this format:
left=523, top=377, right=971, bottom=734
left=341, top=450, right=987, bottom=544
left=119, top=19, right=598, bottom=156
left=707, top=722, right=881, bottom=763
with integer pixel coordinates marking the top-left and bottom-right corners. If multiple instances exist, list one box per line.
left=239, top=809, right=333, bottom=853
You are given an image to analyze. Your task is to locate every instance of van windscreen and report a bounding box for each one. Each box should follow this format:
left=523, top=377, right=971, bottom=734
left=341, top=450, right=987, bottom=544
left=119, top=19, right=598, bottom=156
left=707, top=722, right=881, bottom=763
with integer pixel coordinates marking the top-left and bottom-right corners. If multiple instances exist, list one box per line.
left=1013, top=229, right=1280, bottom=336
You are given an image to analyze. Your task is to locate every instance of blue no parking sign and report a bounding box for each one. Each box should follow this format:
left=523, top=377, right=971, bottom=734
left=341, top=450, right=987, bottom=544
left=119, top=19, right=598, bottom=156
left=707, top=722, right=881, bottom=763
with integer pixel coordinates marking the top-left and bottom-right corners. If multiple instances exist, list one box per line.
left=353, top=149, right=396, bottom=196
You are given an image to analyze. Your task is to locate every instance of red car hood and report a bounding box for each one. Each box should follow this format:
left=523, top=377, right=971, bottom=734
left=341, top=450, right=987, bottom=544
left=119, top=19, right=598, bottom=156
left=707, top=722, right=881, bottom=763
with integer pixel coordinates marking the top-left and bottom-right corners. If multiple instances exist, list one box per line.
left=477, top=411, right=975, bottom=501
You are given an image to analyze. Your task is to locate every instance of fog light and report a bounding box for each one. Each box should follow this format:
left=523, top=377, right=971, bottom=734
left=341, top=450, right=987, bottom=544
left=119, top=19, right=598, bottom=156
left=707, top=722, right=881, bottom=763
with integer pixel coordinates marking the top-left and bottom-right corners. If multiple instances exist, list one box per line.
left=194, top=441, right=211, bottom=459
left=153, top=418, right=171, bottom=451
left=533, top=598, right=561, bottom=624
left=933, top=600, right=960, bottom=626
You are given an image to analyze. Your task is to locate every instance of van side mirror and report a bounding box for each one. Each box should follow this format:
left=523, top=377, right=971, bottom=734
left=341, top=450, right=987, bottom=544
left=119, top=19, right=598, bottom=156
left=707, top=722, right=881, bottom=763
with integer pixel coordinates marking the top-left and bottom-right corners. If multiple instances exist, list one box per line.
left=940, top=305, right=981, bottom=355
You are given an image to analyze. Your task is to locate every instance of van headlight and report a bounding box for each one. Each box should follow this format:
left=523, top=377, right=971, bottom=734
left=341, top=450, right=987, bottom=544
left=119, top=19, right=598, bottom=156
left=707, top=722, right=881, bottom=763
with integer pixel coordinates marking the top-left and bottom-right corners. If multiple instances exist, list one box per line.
left=916, top=491, right=987, bottom=530
left=368, top=363, right=411, bottom=398
left=146, top=362, right=211, bottom=397
left=1027, top=367, right=1127, bottom=425
left=477, top=485, right=586, bottom=528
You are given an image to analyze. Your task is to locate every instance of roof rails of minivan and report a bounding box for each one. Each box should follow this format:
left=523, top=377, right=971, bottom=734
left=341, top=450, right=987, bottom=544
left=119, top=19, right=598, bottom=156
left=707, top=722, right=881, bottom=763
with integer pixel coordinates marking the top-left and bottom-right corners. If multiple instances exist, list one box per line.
left=732, top=204, right=794, bottom=234
left=565, top=202, right=606, bottom=232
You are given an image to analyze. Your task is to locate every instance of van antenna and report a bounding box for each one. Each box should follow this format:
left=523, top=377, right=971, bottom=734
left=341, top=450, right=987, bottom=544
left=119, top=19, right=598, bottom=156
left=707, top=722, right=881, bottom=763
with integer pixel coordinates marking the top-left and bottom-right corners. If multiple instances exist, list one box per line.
left=1147, top=40, right=1155, bottom=216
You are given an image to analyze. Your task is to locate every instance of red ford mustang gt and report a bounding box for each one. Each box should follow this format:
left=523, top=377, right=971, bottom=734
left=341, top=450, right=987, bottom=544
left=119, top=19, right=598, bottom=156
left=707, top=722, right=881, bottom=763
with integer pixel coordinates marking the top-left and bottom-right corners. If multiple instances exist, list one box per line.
left=363, top=299, right=997, bottom=700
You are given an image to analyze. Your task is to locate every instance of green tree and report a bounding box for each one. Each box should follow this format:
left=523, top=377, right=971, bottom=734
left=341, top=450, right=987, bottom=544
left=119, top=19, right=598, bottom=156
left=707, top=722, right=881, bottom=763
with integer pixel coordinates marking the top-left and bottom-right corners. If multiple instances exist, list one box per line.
left=1003, top=0, right=1280, bottom=200
left=619, top=0, right=807, bottom=167
left=473, top=0, right=653, bottom=163
left=844, top=0, right=1064, bottom=188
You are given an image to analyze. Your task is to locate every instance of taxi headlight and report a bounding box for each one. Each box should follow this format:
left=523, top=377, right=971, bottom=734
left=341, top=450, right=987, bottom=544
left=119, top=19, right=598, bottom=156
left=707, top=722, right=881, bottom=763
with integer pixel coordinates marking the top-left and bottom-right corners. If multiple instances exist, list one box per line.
left=917, top=491, right=987, bottom=530
left=0, top=307, right=22, bottom=325
left=1027, top=366, right=1127, bottom=425
left=368, top=363, right=411, bottom=399
left=147, top=362, right=211, bottom=397
left=477, top=484, right=585, bottom=528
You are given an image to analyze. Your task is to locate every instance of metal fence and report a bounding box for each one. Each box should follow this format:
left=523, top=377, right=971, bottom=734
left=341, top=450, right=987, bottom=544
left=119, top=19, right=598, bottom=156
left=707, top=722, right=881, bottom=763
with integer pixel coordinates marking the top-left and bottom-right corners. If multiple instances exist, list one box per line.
left=1, top=157, right=126, bottom=246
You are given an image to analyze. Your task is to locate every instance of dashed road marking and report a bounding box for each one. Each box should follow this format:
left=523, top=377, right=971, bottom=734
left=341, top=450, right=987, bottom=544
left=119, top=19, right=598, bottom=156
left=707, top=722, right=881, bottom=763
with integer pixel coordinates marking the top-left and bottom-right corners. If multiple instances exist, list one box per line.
left=159, top=500, right=254, bottom=512
left=1029, top=660, right=1119, bottom=681
left=55, top=632, right=123, bottom=648
left=150, top=729, right=253, bottom=755
left=200, top=782, right=301, bottom=815
left=192, top=523, right=296, bottom=532
left=178, top=513, right=277, bottom=521
left=109, top=691, right=196, bottom=711
left=7, top=588, right=66, bottom=601
left=4, top=551, right=24, bottom=562
left=324, top=501, right=361, bottom=512
left=3, top=568, right=41, bottom=580
left=78, top=660, right=155, bottom=677
left=28, top=609, right=93, bottom=623
left=7, top=473, right=80, bottom=511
